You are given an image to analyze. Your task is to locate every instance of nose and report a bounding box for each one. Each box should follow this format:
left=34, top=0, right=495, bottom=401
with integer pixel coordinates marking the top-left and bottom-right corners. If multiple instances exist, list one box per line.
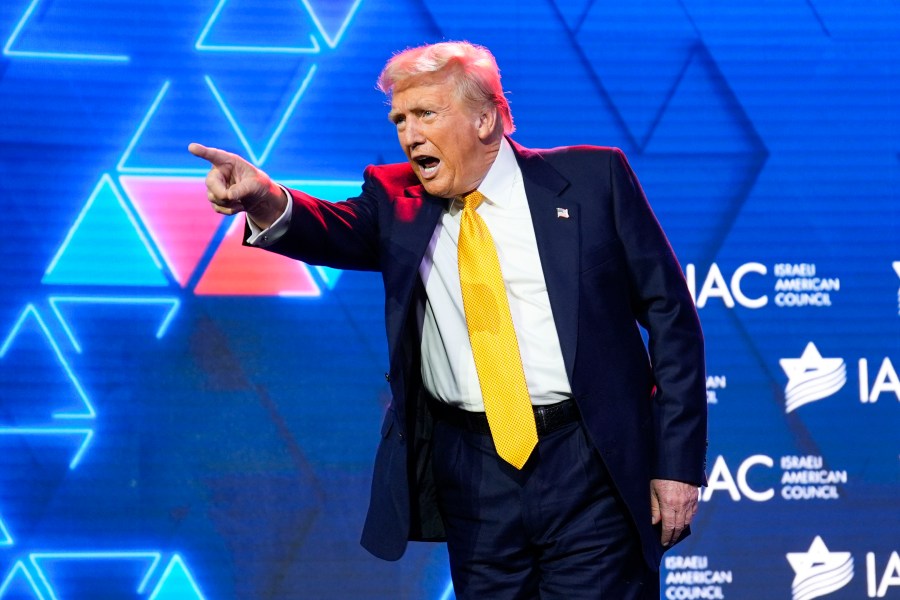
left=399, top=118, right=424, bottom=150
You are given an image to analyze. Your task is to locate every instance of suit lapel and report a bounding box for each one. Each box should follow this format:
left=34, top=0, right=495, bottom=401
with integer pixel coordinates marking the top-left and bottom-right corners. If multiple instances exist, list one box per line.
left=512, top=141, right=580, bottom=382
left=384, top=185, right=446, bottom=361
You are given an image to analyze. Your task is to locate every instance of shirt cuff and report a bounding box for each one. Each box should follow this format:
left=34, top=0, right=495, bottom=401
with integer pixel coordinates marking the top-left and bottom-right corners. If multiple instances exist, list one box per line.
left=246, top=185, right=292, bottom=247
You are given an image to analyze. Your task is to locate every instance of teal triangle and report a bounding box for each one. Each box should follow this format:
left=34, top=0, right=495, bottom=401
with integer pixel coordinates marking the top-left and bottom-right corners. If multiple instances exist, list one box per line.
left=149, top=556, right=205, bottom=600
left=0, top=562, right=45, bottom=600
left=42, top=176, right=168, bottom=287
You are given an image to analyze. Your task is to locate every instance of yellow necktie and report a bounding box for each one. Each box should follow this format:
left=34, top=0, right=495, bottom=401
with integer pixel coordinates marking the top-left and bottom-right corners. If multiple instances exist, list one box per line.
left=458, top=190, right=538, bottom=469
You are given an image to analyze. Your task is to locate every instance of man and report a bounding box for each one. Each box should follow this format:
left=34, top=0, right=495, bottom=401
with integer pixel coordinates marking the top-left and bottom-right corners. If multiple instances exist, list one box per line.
left=190, top=41, right=707, bottom=599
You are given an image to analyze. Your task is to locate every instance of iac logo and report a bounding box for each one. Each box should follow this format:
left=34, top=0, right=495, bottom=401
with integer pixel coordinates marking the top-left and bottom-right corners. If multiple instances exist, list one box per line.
left=780, top=343, right=900, bottom=410
left=685, top=263, right=841, bottom=310
left=780, top=343, right=847, bottom=413
left=786, top=537, right=900, bottom=599
left=786, top=536, right=853, bottom=600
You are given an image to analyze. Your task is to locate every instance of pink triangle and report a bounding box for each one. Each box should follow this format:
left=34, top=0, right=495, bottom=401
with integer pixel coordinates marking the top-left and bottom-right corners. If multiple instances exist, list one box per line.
left=194, top=218, right=320, bottom=296
left=119, top=176, right=224, bottom=287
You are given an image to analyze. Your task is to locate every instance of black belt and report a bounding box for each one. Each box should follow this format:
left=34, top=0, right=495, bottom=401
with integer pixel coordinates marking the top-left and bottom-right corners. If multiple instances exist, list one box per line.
left=430, top=397, right=580, bottom=436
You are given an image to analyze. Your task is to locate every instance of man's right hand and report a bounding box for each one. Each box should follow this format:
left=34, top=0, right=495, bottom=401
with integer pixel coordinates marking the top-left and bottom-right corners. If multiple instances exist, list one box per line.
left=188, top=143, right=287, bottom=230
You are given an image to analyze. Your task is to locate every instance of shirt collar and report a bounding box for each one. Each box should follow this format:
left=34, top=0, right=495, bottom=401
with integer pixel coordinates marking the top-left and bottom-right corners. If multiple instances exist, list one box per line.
left=452, top=137, right=518, bottom=212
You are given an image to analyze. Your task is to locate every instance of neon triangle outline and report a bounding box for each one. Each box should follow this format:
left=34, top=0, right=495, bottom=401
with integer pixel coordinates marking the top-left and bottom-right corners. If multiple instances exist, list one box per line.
left=0, top=304, right=96, bottom=420
left=195, top=0, right=320, bottom=54
left=0, top=561, right=46, bottom=600
left=204, top=65, right=318, bottom=166
left=2, top=0, right=129, bottom=62
left=49, top=296, right=180, bottom=353
left=0, top=517, right=12, bottom=547
left=0, top=427, right=94, bottom=470
left=301, top=0, right=364, bottom=48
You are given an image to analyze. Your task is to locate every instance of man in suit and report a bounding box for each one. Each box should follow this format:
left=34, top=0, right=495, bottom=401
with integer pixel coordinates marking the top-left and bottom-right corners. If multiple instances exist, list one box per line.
left=190, top=41, right=706, bottom=599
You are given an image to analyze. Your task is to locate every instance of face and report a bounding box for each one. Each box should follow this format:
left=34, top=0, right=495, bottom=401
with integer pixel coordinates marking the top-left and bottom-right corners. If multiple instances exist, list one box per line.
left=388, top=71, right=498, bottom=198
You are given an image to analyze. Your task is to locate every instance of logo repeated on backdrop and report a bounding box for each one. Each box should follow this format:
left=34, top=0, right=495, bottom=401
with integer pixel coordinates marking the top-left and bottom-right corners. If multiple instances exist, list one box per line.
left=685, top=263, right=841, bottom=309
left=662, top=554, right=734, bottom=600
left=780, top=342, right=847, bottom=413
left=786, top=536, right=854, bottom=600
left=786, top=537, right=900, bottom=599
left=779, top=343, right=900, bottom=408
left=701, top=454, right=848, bottom=503
left=706, top=373, right=727, bottom=405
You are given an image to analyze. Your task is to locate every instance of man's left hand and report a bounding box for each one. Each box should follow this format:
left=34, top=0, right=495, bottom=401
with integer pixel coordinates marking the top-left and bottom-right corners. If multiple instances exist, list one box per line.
left=650, top=478, right=699, bottom=547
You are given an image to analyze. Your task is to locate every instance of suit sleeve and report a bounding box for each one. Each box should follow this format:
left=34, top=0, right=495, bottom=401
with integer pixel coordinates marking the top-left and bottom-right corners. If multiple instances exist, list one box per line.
left=608, top=148, right=708, bottom=486
left=245, top=165, right=383, bottom=271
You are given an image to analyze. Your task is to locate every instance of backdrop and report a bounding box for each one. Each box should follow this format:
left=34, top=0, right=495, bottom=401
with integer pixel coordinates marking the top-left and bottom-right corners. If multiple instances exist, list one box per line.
left=0, top=1, right=898, bottom=598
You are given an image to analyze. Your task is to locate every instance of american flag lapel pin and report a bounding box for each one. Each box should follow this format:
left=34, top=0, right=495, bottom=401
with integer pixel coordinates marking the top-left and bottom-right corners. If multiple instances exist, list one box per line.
left=556, top=207, right=569, bottom=219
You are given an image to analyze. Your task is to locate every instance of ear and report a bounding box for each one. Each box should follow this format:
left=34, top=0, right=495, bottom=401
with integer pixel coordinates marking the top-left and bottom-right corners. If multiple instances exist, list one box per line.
left=474, top=106, right=500, bottom=141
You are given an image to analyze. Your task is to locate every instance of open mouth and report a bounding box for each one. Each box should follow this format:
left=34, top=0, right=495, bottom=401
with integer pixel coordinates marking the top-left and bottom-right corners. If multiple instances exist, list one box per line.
left=414, top=155, right=440, bottom=177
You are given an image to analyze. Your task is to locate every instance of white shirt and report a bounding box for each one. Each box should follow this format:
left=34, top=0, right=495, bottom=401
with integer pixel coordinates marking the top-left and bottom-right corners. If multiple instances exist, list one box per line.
left=250, top=138, right=572, bottom=411
left=419, top=138, right=571, bottom=410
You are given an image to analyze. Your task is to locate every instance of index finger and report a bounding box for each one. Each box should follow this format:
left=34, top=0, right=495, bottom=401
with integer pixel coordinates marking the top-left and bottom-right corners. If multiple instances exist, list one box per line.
left=188, top=143, right=234, bottom=167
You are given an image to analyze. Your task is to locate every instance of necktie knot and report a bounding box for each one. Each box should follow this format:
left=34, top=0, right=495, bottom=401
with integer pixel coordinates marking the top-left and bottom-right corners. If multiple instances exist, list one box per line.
left=461, top=190, right=485, bottom=210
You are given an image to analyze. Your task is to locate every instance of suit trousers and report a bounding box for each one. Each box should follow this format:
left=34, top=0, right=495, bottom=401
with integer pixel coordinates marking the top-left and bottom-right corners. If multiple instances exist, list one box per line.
left=431, top=416, right=659, bottom=599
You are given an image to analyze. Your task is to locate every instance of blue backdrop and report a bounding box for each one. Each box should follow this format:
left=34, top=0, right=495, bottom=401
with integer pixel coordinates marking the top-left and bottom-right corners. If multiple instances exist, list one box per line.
left=1, top=1, right=898, bottom=598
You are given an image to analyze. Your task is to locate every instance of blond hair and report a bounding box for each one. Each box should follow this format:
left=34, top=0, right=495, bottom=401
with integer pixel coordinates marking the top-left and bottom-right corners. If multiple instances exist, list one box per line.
left=377, top=41, right=515, bottom=134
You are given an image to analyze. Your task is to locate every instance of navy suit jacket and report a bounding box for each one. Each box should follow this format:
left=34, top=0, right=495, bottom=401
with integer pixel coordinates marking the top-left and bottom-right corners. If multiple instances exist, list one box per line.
left=258, top=140, right=707, bottom=569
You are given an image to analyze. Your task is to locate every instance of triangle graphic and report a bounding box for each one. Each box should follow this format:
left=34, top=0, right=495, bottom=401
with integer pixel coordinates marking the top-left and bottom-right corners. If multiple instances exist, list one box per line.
left=148, top=556, right=206, bottom=600
left=275, top=179, right=362, bottom=290
left=194, top=219, right=320, bottom=296
left=42, top=175, right=168, bottom=287
left=575, top=0, right=697, bottom=148
left=0, top=561, right=45, bottom=599
left=196, top=0, right=320, bottom=53
left=118, top=80, right=249, bottom=174
left=3, top=0, right=129, bottom=62
left=548, top=0, right=595, bottom=33
left=49, top=297, right=180, bottom=353
left=203, top=64, right=318, bottom=166
left=0, top=517, right=12, bottom=546
left=892, top=261, right=900, bottom=279
left=303, top=0, right=363, bottom=47
left=0, top=305, right=95, bottom=420
left=119, top=176, right=224, bottom=287
left=645, top=48, right=766, bottom=155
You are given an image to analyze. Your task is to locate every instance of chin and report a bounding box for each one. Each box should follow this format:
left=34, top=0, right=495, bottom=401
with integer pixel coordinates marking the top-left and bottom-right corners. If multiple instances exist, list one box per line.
left=421, top=181, right=452, bottom=198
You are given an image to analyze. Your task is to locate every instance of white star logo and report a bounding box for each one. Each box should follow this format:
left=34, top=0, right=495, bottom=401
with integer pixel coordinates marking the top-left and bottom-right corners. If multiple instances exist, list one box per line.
left=779, top=342, right=846, bottom=413
left=786, top=536, right=854, bottom=600
left=893, top=261, right=900, bottom=280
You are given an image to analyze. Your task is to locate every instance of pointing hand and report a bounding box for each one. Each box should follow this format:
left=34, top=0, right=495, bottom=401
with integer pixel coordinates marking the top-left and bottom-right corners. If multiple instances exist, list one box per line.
left=188, top=143, right=287, bottom=229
